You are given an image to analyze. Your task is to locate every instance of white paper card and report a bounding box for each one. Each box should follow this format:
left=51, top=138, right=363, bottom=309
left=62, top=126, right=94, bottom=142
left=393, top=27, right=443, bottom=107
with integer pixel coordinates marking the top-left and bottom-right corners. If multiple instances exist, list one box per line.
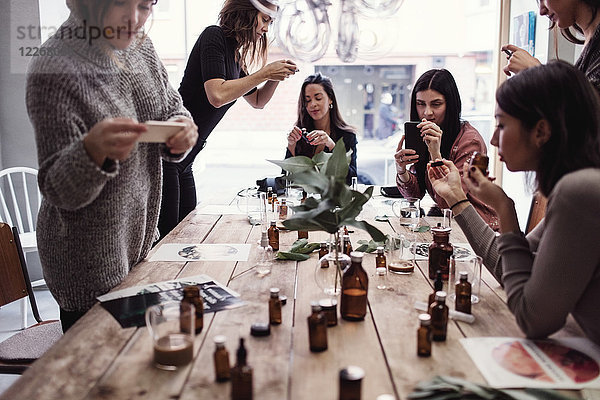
left=149, top=243, right=251, bottom=262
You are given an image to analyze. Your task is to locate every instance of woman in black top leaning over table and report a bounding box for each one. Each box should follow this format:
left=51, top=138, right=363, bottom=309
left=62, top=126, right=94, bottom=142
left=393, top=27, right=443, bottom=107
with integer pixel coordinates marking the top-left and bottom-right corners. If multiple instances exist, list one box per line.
left=159, top=0, right=297, bottom=238
left=285, top=73, right=358, bottom=185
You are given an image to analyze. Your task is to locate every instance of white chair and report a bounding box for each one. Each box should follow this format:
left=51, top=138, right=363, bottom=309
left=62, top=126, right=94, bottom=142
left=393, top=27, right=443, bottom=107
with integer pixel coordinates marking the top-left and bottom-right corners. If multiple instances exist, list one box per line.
left=0, top=167, right=43, bottom=329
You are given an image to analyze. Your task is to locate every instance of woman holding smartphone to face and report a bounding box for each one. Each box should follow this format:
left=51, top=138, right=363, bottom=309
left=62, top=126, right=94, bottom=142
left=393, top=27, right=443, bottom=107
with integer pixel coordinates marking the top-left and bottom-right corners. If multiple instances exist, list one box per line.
left=27, top=0, right=198, bottom=331
left=428, top=62, right=600, bottom=344
left=285, top=73, right=358, bottom=185
left=394, top=69, right=498, bottom=230
left=502, top=0, right=600, bottom=92
left=159, top=0, right=297, bottom=239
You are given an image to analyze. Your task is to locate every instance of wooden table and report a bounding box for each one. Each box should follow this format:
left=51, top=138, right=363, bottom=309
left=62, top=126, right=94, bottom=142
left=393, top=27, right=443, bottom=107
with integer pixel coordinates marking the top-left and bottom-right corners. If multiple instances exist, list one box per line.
left=1, top=190, right=586, bottom=400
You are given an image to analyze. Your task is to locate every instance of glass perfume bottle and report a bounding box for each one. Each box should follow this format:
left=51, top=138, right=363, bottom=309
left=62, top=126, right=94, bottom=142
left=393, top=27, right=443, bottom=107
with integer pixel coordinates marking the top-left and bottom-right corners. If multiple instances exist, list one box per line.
left=429, top=291, right=449, bottom=342
left=455, top=271, right=472, bottom=314
left=307, top=302, right=328, bottom=352
left=267, top=220, right=279, bottom=251
left=341, top=252, right=368, bottom=321
left=269, top=287, right=282, bottom=325
left=255, top=230, right=273, bottom=277
left=231, top=338, right=253, bottom=400
left=417, top=313, right=432, bottom=357
left=213, top=335, right=230, bottom=382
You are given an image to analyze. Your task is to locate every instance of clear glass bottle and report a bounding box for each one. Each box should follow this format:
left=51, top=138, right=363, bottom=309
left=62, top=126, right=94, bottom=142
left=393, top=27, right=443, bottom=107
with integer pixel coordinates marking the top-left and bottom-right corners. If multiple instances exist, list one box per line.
left=429, top=291, right=449, bottom=342
left=341, top=252, right=368, bottom=321
left=267, top=220, right=279, bottom=251
left=455, top=271, right=472, bottom=314
left=307, top=302, right=328, bottom=352
left=180, top=285, right=203, bottom=334
left=213, top=335, right=230, bottom=382
left=417, top=313, right=432, bottom=357
left=428, top=270, right=443, bottom=311
left=255, top=230, right=273, bottom=277
left=339, top=366, right=364, bottom=400
left=231, top=338, right=253, bottom=400
left=279, top=198, right=288, bottom=220
left=428, top=226, right=453, bottom=280
left=269, top=287, right=282, bottom=325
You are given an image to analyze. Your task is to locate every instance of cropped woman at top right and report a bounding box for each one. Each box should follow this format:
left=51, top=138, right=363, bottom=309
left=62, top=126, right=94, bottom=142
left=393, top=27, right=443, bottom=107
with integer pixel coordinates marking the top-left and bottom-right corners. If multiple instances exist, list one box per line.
left=503, top=0, right=600, bottom=92
left=428, top=61, right=600, bottom=344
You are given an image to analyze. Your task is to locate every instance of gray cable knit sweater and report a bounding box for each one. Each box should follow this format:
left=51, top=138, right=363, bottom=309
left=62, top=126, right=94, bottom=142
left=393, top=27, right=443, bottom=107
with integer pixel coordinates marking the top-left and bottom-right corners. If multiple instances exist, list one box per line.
left=26, top=16, right=191, bottom=312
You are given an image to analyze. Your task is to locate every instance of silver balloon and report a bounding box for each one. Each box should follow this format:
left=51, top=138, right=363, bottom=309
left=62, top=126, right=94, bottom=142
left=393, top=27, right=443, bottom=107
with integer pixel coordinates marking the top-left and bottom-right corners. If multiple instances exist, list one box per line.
left=248, top=0, right=283, bottom=18
left=355, top=15, right=397, bottom=60
left=353, top=0, right=404, bottom=18
left=336, top=0, right=359, bottom=63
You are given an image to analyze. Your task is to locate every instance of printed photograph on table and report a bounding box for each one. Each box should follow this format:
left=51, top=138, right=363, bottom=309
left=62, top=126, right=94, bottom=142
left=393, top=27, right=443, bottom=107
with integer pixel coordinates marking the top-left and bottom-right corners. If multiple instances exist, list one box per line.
left=413, top=242, right=474, bottom=260
left=150, top=243, right=251, bottom=262
left=461, top=337, right=600, bottom=389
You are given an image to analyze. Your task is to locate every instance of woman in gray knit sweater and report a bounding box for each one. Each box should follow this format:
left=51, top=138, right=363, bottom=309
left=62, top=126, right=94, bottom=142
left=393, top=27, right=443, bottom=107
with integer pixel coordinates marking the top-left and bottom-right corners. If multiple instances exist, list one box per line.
left=26, top=0, right=198, bottom=332
left=428, top=62, right=600, bottom=345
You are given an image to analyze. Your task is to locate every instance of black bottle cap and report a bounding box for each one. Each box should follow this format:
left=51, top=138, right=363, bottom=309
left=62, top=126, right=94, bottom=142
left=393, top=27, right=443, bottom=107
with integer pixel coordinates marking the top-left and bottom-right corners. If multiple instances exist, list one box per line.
left=434, top=270, right=443, bottom=291
left=250, top=322, right=271, bottom=337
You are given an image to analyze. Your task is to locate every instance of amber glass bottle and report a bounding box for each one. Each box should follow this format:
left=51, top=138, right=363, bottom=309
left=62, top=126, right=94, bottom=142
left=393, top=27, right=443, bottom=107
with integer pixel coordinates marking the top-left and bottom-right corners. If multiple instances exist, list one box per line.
left=279, top=198, right=288, bottom=220
left=428, top=226, right=453, bottom=280
left=298, top=192, right=308, bottom=239
left=455, top=271, right=472, bottom=314
left=339, top=366, right=364, bottom=400
left=271, top=193, right=278, bottom=213
left=307, top=302, right=328, bottom=352
left=319, top=242, right=329, bottom=268
left=231, top=338, right=253, bottom=400
left=429, top=291, right=449, bottom=341
left=267, top=220, right=279, bottom=251
left=180, top=285, right=203, bottom=334
left=428, top=270, right=443, bottom=311
left=341, top=252, right=368, bottom=321
left=417, top=313, right=432, bottom=357
left=213, top=335, right=231, bottom=382
left=267, top=187, right=273, bottom=205
left=343, top=234, right=353, bottom=257
left=269, top=288, right=282, bottom=325
left=375, top=246, right=386, bottom=270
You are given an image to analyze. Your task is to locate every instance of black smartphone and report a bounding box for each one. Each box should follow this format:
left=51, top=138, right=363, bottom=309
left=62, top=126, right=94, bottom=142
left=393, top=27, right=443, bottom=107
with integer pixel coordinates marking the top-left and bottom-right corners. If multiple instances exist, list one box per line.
left=404, top=121, right=429, bottom=163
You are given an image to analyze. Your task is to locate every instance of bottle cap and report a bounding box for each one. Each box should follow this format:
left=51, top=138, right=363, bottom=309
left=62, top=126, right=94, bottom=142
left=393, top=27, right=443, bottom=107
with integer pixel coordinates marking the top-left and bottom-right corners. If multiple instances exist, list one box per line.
left=339, top=366, right=365, bottom=381
left=310, top=301, right=322, bottom=312
left=267, top=186, right=272, bottom=191
left=350, top=251, right=364, bottom=261
left=260, top=230, right=269, bottom=247
left=270, top=220, right=277, bottom=226
left=435, top=291, right=447, bottom=301
left=320, top=241, right=327, bottom=247
left=213, top=335, right=226, bottom=345
left=279, top=295, right=287, bottom=305
left=250, top=322, right=271, bottom=337
left=418, top=313, right=431, bottom=326
left=318, top=298, right=337, bottom=310
left=459, top=271, right=469, bottom=280
left=376, top=246, right=384, bottom=253
left=270, top=287, right=280, bottom=296
left=376, top=395, right=396, bottom=400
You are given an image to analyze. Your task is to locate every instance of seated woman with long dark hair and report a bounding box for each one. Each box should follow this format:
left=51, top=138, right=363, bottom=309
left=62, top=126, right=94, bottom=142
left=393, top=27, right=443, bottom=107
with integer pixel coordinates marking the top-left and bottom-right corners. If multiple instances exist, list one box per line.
left=395, top=69, right=498, bottom=229
left=428, top=61, right=600, bottom=344
left=285, top=73, right=357, bottom=185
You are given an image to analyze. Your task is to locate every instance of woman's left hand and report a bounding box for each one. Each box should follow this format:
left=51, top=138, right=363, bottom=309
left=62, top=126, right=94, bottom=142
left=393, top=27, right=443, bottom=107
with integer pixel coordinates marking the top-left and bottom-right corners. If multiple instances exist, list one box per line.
left=166, top=117, right=198, bottom=154
left=307, top=130, right=335, bottom=149
left=462, top=163, right=509, bottom=211
left=418, top=119, right=442, bottom=159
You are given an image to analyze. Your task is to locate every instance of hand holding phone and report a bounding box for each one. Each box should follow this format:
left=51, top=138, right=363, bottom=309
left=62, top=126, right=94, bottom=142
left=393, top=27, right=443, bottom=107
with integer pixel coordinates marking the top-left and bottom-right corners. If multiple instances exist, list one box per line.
left=404, top=121, right=429, bottom=163
left=139, top=121, right=186, bottom=143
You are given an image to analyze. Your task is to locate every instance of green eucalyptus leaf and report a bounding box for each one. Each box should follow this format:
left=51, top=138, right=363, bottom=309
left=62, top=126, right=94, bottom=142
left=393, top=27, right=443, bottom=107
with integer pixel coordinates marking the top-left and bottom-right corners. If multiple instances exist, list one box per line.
left=287, top=171, right=328, bottom=194
left=312, top=151, right=331, bottom=170
left=275, top=252, right=310, bottom=261
left=415, top=225, right=431, bottom=232
left=295, top=242, right=321, bottom=254
left=355, top=244, right=369, bottom=252
left=283, top=218, right=326, bottom=232
left=324, top=138, right=349, bottom=180
left=346, top=220, right=386, bottom=242
left=290, top=239, right=309, bottom=252
left=268, top=156, right=315, bottom=173
left=338, top=190, right=371, bottom=221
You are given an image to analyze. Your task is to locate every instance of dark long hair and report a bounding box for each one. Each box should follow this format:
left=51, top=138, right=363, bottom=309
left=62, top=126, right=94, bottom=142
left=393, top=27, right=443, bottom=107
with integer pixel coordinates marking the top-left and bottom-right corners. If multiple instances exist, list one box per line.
left=409, top=69, right=463, bottom=193
left=294, top=73, right=355, bottom=156
left=219, top=0, right=269, bottom=73
left=496, top=60, right=600, bottom=197
left=547, top=0, right=600, bottom=44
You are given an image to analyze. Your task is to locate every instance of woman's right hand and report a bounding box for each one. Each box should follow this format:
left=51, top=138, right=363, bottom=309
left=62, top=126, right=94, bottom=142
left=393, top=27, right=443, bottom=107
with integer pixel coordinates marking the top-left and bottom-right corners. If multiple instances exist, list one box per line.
left=502, top=44, right=542, bottom=76
left=287, top=126, right=302, bottom=149
left=394, top=135, right=418, bottom=174
left=427, top=159, right=466, bottom=205
left=261, top=59, right=298, bottom=81
left=83, top=118, right=146, bottom=167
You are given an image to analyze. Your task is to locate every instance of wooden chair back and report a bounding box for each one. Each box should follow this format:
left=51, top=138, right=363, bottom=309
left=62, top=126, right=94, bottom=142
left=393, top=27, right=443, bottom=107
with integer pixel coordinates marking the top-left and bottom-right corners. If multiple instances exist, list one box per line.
left=525, top=192, right=547, bottom=234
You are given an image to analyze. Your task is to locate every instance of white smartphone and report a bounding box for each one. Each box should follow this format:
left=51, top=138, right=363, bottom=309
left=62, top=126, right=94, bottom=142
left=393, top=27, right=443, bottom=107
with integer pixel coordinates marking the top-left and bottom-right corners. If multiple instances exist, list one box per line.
left=139, top=121, right=186, bottom=143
